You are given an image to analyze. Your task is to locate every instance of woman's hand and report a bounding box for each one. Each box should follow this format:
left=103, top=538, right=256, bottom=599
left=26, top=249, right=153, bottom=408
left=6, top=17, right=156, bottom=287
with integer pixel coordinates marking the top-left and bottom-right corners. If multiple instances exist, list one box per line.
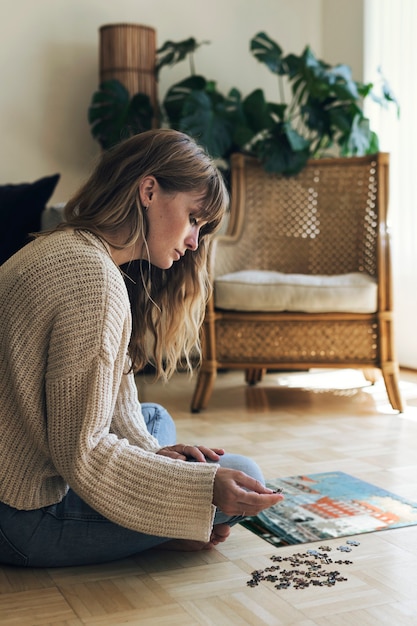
left=212, top=467, right=284, bottom=517
left=156, top=443, right=225, bottom=463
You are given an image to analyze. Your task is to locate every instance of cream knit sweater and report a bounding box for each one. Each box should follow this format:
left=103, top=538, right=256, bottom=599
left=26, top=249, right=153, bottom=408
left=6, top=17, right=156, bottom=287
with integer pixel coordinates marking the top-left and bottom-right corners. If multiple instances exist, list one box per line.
left=0, top=230, right=217, bottom=541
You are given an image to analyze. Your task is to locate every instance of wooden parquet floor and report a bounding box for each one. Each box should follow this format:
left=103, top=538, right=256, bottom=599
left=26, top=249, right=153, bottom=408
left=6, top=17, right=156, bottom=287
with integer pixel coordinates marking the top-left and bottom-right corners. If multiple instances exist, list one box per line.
left=2, top=368, right=417, bottom=625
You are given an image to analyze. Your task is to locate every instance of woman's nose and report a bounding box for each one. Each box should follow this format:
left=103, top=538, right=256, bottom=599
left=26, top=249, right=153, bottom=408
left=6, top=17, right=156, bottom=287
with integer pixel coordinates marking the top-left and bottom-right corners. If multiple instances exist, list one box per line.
left=185, top=228, right=199, bottom=251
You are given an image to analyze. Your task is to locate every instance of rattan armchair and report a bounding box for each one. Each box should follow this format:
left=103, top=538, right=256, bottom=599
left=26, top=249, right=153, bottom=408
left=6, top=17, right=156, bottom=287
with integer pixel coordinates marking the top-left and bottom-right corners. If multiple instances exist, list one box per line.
left=191, top=152, right=404, bottom=413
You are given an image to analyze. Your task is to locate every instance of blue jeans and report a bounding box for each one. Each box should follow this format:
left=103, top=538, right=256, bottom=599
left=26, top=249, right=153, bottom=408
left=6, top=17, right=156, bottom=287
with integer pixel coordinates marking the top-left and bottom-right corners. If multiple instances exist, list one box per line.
left=0, top=403, right=265, bottom=567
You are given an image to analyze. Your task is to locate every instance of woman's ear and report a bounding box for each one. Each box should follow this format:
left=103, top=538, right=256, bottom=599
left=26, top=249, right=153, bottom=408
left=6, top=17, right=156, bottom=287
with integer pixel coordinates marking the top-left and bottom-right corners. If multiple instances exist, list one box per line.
left=139, top=176, right=157, bottom=207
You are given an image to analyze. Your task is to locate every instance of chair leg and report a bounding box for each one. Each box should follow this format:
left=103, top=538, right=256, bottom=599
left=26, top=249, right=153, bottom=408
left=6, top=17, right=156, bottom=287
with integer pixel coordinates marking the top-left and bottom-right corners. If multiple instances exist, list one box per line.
left=190, top=367, right=217, bottom=413
left=381, top=362, right=404, bottom=412
left=245, top=368, right=266, bottom=385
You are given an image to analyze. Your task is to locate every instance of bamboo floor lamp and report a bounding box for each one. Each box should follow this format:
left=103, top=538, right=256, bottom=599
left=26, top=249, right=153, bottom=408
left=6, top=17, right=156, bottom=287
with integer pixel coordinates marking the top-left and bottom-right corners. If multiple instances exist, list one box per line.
left=99, top=23, right=158, bottom=125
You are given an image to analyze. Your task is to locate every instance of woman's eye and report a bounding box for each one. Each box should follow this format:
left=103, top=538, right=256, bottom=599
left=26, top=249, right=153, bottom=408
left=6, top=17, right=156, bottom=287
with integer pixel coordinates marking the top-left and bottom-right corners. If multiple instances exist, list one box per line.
left=190, top=215, right=199, bottom=227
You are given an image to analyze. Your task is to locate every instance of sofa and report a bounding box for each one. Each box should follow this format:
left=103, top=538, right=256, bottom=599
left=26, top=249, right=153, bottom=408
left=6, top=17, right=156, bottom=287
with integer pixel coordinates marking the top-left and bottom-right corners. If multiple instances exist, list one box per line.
left=0, top=174, right=61, bottom=265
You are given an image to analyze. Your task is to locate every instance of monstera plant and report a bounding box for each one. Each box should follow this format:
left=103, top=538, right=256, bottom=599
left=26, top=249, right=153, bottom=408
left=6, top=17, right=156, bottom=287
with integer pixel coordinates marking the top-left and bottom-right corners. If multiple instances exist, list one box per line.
left=88, top=79, right=154, bottom=150
left=88, top=32, right=398, bottom=175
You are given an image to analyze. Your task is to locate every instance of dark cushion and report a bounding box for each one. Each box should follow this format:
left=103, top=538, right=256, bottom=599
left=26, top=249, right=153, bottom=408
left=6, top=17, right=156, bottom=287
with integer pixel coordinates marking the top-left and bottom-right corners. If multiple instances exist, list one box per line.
left=0, top=173, right=60, bottom=265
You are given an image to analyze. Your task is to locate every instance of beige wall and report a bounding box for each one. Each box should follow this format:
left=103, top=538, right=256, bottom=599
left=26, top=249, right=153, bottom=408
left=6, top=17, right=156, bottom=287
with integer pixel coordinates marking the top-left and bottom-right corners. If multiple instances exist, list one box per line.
left=0, top=0, right=363, bottom=202
left=322, top=0, right=364, bottom=79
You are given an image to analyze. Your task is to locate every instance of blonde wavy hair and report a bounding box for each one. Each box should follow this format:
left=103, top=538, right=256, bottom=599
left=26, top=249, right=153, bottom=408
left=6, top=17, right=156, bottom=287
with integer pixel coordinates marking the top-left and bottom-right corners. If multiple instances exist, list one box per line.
left=62, top=129, right=228, bottom=379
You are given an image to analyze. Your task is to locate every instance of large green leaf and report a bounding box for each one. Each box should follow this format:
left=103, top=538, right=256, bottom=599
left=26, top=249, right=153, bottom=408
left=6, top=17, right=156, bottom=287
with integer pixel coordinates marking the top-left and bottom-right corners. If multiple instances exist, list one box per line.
left=290, top=46, right=358, bottom=106
left=328, top=102, right=360, bottom=135
left=301, top=97, right=334, bottom=137
left=242, top=89, right=275, bottom=133
left=222, top=88, right=256, bottom=150
left=162, top=76, right=207, bottom=127
left=339, top=114, right=372, bottom=156
left=268, top=102, right=287, bottom=122
left=260, top=138, right=310, bottom=175
left=324, top=65, right=359, bottom=100
left=367, top=130, right=380, bottom=154
left=284, top=53, right=304, bottom=79
left=88, top=79, right=153, bottom=149
left=127, top=93, right=154, bottom=132
left=88, top=80, right=130, bottom=149
left=156, top=38, right=209, bottom=75
left=250, top=32, right=286, bottom=75
left=284, top=123, right=310, bottom=152
left=179, top=90, right=233, bottom=159
left=253, top=121, right=310, bottom=174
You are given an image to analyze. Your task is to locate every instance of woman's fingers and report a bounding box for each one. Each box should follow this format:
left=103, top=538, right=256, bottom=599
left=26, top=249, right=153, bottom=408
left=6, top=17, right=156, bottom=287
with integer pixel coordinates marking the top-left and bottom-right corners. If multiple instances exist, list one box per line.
left=179, top=444, right=225, bottom=462
left=156, top=444, right=225, bottom=462
left=213, top=468, right=284, bottom=516
left=194, top=445, right=224, bottom=461
left=235, top=491, right=284, bottom=517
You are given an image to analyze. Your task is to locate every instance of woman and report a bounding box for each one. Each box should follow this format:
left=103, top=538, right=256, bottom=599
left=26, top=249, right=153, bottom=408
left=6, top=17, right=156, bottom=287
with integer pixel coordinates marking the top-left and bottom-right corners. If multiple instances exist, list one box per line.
left=0, top=129, right=283, bottom=567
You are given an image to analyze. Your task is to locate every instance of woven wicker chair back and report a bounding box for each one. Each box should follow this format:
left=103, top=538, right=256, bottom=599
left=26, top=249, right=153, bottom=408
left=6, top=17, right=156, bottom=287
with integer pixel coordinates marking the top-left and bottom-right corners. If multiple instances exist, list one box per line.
left=214, top=153, right=384, bottom=280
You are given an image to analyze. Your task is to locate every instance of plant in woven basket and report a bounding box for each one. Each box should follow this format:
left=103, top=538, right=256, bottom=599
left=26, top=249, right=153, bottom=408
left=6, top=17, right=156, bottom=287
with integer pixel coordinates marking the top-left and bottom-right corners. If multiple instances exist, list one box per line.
left=87, top=38, right=208, bottom=151
left=88, top=32, right=398, bottom=175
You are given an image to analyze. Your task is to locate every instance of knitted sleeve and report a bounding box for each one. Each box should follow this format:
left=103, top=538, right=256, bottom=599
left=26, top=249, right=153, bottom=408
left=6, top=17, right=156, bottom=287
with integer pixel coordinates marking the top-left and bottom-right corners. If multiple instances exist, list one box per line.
left=109, top=365, right=162, bottom=451
left=44, top=236, right=217, bottom=541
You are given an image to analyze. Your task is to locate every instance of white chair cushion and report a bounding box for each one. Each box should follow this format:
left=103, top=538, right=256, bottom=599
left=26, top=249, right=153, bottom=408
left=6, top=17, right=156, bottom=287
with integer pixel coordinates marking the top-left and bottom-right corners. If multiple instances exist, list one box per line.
left=214, top=270, right=377, bottom=313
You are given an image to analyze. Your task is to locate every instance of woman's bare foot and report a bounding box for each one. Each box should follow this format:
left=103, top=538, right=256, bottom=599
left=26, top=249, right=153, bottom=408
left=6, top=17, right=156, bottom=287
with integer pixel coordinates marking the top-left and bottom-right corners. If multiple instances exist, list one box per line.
left=158, top=523, right=231, bottom=552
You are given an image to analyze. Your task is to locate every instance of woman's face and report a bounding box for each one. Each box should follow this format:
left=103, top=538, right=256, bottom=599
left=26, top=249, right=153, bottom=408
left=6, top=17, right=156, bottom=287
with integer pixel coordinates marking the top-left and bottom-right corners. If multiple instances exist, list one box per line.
left=140, top=177, right=207, bottom=270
